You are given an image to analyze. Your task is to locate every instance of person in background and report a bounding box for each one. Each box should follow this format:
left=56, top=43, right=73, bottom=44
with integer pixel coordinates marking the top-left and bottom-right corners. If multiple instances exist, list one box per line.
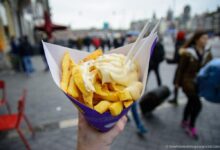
left=106, top=37, right=111, bottom=50
left=120, top=35, right=125, bottom=46
left=175, top=31, right=212, bottom=139
left=68, top=38, right=76, bottom=49
left=100, top=37, right=106, bottom=51
left=19, top=36, right=35, bottom=76
left=77, top=113, right=127, bottom=150
left=148, top=38, right=165, bottom=86
left=197, top=58, right=220, bottom=102
left=10, top=36, right=22, bottom=72
left=92, top=36, right=101, bottom=49
left=76, top=37, right=83, bottom=50
left=113, top=36, right=121, bottom=48
left=168, top=31, right=186, bottom=105
left=83, top=35, right=91, bottom=52
left=131, top=102, right=147, bottom=135
left=167, top=31, right=186, bottom=64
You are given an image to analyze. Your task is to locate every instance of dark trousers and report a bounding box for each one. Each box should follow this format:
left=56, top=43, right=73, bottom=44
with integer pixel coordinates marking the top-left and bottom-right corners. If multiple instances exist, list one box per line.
left=183, top=93, right=202, bottom=128
left=149, top=65, right=161, bottom=86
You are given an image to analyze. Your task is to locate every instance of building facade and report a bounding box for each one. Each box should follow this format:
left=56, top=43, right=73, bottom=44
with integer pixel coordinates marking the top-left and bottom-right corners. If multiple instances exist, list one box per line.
left=0, top=0, right=49, bottom=52
left=188, top=7, right=220, bottom=34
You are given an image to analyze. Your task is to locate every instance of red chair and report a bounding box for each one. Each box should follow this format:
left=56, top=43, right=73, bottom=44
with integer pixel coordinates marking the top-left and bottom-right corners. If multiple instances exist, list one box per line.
left=0, top=80, right=11, bottom=113
left=0, top=89, right=35, bottom=150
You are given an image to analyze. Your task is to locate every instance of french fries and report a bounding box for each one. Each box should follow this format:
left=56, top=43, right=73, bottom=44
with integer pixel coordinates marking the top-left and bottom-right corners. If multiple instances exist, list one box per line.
left=123, top=100, right=134, bottom=108
left=72, top=66, right=93, bottom=108
left=67, top=75, right=79, bottom=98
left=109, top=102, right=123, bottom=116
left=118, top=90, right=132, bottom=101
left=60, top=49, right=143, bottom=116
left=82, top=49, right=103, bottom=62
left=94, top=101, right=111, bottom=114
left=60, top=52, right=71, bottom=92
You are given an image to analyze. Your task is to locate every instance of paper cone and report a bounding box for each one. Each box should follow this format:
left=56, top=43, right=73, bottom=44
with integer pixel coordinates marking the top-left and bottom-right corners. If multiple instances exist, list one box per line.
left=43, top=33, right=157, bottom=132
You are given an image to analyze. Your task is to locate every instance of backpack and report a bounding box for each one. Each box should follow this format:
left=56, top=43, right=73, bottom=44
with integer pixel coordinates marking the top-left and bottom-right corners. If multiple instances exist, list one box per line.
left=152, top=42, right=165, bottom=63
left=155, top=43, right=165, bottom=62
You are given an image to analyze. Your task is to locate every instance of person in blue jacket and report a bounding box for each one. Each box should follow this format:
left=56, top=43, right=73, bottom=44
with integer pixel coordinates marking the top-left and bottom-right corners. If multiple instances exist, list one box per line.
left=197, top=59, right=220, bottom=103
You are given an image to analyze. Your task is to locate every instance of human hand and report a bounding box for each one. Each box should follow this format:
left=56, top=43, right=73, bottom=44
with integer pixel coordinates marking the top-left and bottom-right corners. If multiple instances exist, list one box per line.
left=77, top=113, right=127, bottom=150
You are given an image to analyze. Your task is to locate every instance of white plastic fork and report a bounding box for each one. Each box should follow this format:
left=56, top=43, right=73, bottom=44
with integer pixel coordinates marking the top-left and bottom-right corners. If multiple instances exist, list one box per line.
left=131, top=32, right=158, bottom=63
left=128, top=20, right=161, bottom=63
left=125, top=21, right=150, bottom=63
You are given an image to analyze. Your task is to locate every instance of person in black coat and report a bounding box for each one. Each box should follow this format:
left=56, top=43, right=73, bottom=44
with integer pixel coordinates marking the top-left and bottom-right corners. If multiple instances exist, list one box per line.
left=19, top=36, right=35, bottom=75
left=83, top=36, right=91, bottom=52
left=10, top=36, right=22, bottom=71
left=148, top=40, right=165, bottom=86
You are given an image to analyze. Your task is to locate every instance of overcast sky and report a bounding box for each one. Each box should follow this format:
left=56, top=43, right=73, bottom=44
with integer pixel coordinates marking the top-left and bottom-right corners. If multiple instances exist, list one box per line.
left=50, top=0, right=220, bottom=29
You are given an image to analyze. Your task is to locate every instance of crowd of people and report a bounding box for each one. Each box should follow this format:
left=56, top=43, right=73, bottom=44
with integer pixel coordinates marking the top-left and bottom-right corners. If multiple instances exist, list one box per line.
left=66, top=34, right=126, bottom=51
left=9, top=35, right=35, bottom=76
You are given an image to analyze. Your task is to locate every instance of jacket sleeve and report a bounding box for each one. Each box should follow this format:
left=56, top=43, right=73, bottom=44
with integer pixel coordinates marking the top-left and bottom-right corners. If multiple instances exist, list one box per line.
left=174, top=51, right=190, bottom=86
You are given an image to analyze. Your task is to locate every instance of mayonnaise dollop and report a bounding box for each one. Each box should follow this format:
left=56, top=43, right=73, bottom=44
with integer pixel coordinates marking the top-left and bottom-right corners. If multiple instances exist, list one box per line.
left=80, top=60, right=96, bottom=92
left=80, top=53, right=140, bottom=92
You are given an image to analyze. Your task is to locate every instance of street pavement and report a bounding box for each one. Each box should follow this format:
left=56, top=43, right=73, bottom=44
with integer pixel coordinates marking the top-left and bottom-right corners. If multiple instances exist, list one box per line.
left=0, top=55, right=219, bottom=150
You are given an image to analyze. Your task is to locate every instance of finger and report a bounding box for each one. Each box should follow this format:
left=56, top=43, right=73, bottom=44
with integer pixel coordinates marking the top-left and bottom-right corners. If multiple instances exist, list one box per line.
left=121, top=116, right=128, bottom=125
left=116, top=116, right=127, bottom=132
left=107, top=116, right=127, bottom=138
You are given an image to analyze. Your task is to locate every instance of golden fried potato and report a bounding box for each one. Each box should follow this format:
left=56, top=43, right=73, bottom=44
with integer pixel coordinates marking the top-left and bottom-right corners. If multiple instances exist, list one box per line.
left=118, top=90, right=132, bottom=101
left=67, top=75, right=79, bottom=98
left=83, top=49, right=103, bottom=62
left=72, top=66, right=87, bottom=94
left=94, top=101, right=111, bottom=114
left=96, top=92, right=119, bottom=102
left=61, top=52, right=71, bottom=92
left=94, top=81, right=109, bottom=96
left=83, top=92, right=93, bottom=109
left=67, top=59, right=79, bottom=98
left=93, top=79, right=120, bottom=101
left=123, top=100, right=133, bottom=108
left=108, top=83, right=125, bottom=91
left=72, top=66, right=93, bottom=108
left=109, top=101, right=123, bottom=116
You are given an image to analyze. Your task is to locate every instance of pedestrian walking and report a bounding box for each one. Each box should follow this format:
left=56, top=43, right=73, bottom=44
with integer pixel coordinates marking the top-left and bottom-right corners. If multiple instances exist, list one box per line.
left=83, top=36, right=91, bottom=52
left=9, top=36, right=22, bottom=72
left=175, top=31, right=212, bottom=139
left=19, top=36, right=35, bottom=76
left=92, top=37, right=101, bottom=49
left=168, top=31, right=186, bottom=105
left=148, top=39, right=165, bottom=86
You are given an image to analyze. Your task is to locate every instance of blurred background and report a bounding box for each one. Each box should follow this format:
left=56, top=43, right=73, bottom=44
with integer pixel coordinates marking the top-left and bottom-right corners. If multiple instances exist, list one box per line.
left=0, top=0, right=220, bottom=150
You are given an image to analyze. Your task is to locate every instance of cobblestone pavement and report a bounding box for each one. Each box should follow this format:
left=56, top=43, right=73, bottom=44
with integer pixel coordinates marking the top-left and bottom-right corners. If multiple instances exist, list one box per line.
left=0, top=56, right=219, bottom=150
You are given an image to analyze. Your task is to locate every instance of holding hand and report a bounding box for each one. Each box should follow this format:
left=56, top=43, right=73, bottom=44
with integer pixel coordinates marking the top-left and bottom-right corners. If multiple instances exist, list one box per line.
left=77, top=113, right=127, bottom=150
